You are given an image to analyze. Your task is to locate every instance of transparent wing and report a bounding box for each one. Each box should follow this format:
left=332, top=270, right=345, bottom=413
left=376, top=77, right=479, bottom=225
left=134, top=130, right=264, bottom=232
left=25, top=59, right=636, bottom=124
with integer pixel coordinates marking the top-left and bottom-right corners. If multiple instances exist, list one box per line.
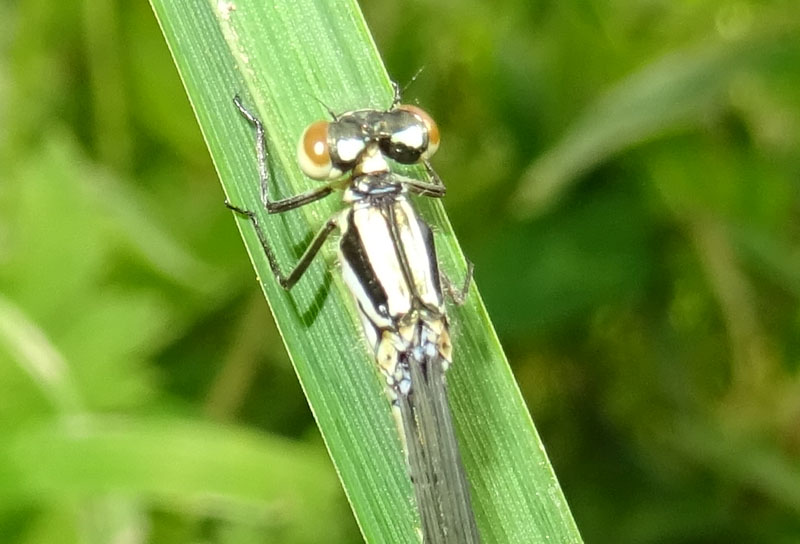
left=396, top=341, right=481, bottom=543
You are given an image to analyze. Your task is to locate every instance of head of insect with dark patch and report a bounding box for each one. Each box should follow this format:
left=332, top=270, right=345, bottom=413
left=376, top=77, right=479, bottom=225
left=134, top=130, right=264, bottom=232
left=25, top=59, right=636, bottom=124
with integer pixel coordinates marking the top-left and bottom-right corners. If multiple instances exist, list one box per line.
left=297, top=104, right=439, bottom=181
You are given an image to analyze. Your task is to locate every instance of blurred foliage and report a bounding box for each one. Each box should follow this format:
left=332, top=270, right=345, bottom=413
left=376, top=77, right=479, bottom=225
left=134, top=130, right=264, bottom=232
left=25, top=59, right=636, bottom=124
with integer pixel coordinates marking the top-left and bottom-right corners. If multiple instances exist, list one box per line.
left=1, top=0, right=799, bottom=543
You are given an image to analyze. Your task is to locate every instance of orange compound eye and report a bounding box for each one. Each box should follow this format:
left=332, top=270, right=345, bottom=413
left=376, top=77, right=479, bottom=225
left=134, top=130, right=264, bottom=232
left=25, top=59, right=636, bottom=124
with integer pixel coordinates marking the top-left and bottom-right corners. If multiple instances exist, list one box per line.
left=397, top=104, right=439, bottom=158
left=297, top=120, right=334, bottom=179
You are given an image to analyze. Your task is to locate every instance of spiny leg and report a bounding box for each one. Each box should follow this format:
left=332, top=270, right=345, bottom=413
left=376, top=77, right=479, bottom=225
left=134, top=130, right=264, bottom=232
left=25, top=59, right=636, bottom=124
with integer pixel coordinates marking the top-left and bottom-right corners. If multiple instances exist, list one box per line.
left=423, top=159, right=446, bottom=189
left=226, top=201, right=338, bottom=290
left=395, top=174, right=446, bottom=198
left=399, top=161, right=447, bottom=196
left=233, top=96, right=334, bottom=213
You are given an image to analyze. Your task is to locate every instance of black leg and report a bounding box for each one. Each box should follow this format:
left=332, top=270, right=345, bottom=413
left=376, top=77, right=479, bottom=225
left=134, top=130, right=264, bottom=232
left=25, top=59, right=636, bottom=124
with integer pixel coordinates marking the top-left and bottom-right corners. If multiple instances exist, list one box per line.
left=422, top=160, right=446, bottom=189
left=394, top=174, right=446, bottom=198
left=404, top=179, right=446, bottom=198
left=233, top=96, right=334, bottom=214
left=262, top=185, right=334, bottom=213
left=441, top=260, right=473, bottom=306
left=399, top=161, right=447, bottom=197
left=226, top=201, right=338, bottom=290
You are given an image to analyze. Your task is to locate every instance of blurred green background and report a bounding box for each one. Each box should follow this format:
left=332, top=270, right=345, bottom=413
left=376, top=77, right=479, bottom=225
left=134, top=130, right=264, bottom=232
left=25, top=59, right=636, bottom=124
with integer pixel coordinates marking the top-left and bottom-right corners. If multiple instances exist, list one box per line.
left=2, top=0, right=799, bottom=543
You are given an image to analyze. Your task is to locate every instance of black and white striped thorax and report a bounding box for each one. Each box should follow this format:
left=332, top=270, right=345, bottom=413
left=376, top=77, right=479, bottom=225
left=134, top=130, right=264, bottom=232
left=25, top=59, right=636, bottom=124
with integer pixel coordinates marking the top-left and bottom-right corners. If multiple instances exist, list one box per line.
left=338, top=176, right=443, bottom=338
left=337, top=174, right=452, bottom=394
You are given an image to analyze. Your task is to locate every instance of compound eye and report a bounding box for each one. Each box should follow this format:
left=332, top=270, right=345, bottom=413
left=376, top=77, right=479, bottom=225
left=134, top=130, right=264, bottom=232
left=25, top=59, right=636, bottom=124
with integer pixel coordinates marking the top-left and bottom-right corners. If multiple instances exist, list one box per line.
left=397, top=104, right=439, bottom=159
left=298, top=120, right=335, bottom=180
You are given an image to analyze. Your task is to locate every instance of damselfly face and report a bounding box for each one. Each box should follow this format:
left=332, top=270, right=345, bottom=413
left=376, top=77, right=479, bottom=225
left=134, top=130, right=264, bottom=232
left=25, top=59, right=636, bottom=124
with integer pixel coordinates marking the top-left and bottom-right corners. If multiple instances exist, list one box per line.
left=297, top=105, right=440, bottom=180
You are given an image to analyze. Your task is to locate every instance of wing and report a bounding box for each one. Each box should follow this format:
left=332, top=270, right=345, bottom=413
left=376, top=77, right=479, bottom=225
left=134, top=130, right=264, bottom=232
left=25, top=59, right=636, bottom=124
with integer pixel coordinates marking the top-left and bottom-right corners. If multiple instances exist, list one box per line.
left=396, top=331, right=481, bottom=544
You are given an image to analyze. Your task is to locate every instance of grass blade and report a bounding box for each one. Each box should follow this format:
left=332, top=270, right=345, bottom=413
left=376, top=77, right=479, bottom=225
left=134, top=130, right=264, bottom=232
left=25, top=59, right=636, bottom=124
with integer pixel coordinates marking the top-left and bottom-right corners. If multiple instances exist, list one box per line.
left=0, top=416, right=347, bottom=542
left=148, top=1, right=583, bottom=542
left=512, top=25, right=798, bottom=217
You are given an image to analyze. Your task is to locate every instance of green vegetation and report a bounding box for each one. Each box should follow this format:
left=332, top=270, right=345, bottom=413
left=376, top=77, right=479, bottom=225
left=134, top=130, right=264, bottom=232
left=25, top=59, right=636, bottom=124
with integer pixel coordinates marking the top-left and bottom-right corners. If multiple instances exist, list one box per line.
left=2, top=1, right=799, bottom=543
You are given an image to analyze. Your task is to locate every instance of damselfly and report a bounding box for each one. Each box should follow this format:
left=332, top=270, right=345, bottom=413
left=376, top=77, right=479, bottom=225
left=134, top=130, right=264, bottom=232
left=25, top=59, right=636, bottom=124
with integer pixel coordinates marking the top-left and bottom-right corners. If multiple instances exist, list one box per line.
left=226, top=85, right=480, bottom=544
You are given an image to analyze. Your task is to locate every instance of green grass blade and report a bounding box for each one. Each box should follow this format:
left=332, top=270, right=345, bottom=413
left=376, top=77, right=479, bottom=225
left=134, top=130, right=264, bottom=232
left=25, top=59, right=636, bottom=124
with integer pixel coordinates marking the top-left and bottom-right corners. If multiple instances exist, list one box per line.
left=0, top=416, right=339, bottom=505
left=0, top=416, right=347, bottom=542
left=147, top=1, right=583, bottom=542
left=512, top=25, right=799, bottom=217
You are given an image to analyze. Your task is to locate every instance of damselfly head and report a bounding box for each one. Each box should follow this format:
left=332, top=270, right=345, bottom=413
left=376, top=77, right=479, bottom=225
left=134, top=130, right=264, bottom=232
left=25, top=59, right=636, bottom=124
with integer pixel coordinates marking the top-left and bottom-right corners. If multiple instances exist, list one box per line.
left=297, top=105, right=440, bottom=181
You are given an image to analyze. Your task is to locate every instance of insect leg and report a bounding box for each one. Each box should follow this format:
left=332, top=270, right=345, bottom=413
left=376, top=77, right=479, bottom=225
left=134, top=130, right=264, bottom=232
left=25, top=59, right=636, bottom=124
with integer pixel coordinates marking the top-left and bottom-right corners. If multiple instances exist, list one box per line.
left=400, top=161, right=447, bottom=196
left=422, top=159, right=446, bottom=189
left=233, top=96, right=334, bottom=213
left=226, top=202, right=338, bottom=290
left=394, top=174, right=446, bottom=198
